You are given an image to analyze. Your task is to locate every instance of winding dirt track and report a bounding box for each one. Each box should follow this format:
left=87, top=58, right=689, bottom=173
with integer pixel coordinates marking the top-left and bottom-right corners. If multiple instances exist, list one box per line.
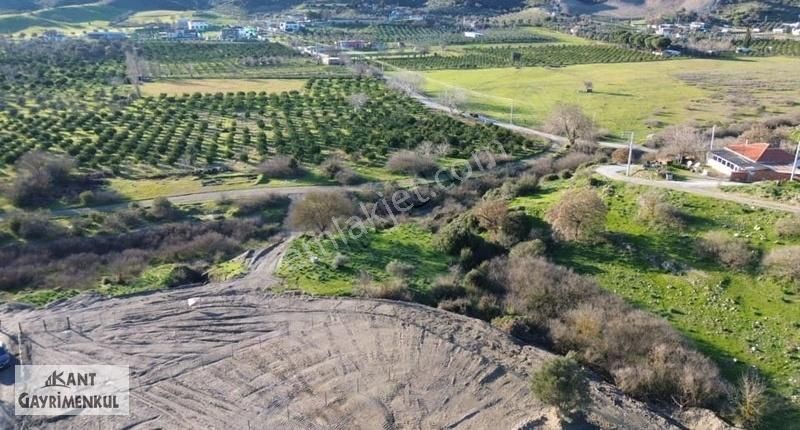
left=0, top=242, right=687, bottom=430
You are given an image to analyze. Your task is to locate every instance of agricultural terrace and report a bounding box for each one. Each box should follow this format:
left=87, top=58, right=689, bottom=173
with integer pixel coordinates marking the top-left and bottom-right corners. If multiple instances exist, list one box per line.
left=298, top=23, right=556, bottom=47
left=138, top=42, right=348, bottom=79
left=377, top=45, right=663, bottom=70
left=736, top=39, right=800, bottom=56
left=513, top=178, right=800, bottom=427
left=420, top=56, right=800, bottom=137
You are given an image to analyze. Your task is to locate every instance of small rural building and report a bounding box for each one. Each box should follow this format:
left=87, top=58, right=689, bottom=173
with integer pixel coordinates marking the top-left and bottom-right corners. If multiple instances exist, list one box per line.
left=336, top=39, right=369, bottom=50
left=177, top=19, right=209, bottom=31
left=280, top=21, right=302, bottom=32
left=463, top=31, right=484, bottom=38
left=87, top=31, right=128, bottom=41
left=689, top=21, right=706, bottom=31
left=708, top=143, right=797, bottom=182
left=318, top=53, right=342, bottom=65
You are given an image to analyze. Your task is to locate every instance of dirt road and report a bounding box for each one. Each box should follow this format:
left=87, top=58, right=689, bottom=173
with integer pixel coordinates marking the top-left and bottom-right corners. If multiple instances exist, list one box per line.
left=596, top=164, right=800, bottom=214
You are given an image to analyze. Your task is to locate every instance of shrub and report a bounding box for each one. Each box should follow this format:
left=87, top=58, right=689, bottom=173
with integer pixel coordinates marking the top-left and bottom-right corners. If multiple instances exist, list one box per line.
left=385, top=150, right=439, bottom=177
left=498, top=255, right=601, bottom=325
left=530, top=353, right=590, bottom=415
left=429, top=273, right=466, bottom=302
left=255, top=155, right=305, bottom=179
left=386, top=259, right=414, bottom=279
left=354, top=278, right=412, bottom=301
left=637, top=191, right=685, bottom=230
left=333, top=168, right=364, bottom=185
left=287, top=191, right=355, bottom=233
left=514, top=174, right=540, bottom=196
left=546, top=188, right=607, bottom=243
left=762, top=246, right=800, bottom=285
left=731, top=371, right=769, bottom=429
left=553, top=152, right=594, bottom=173
left=78, top=190, right=123, bottom=207
left=332, top=253, right=349, bottom=270
left=148, top=197, right=182, bottom=221
left=321, top=156, right=364, bottom=185
left=509, top=239, right=547, bottom=259
left=613, top=343, right=726, bottom=407
left=7, top=211, right=65, bottom=240
left=4, top=151, right=77, bottom=207
left=437, top=297, right=471, bottom=314
left=434, top=214, right=480, bottom=255
left=611, top=147, right=630, bottom=164
left=775, top=216, right=800, bottom=238
left=696, top=232, right=755, bottom=271
left=233, top=194, right=291, bottom=217
left=491, top=315, right=530, bottom=338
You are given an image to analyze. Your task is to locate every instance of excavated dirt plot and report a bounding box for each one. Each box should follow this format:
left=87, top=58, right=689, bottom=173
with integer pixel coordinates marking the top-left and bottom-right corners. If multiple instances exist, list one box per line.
left=0, top=244, right=708, bottom=429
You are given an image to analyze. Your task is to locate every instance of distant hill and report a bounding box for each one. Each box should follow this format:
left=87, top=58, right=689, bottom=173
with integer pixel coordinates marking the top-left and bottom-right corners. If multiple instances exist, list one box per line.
left=559, top=0, right=800, bottom=20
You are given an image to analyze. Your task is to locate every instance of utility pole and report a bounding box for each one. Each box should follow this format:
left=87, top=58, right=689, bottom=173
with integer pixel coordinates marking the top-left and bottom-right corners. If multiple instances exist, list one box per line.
left=708, top=124, right=716, bottom=161
left=791, top=140, right=800, bottom=182
left=626, top=132, right=635, bottom=177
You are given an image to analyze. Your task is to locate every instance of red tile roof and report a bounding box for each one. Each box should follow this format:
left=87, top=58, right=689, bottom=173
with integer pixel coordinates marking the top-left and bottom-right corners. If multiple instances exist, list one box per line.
left=726, top=143, right=795, bottom=165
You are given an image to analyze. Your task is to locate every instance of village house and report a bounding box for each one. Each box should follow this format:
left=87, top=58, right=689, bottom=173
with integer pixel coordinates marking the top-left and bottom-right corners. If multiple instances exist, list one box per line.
left=280, top=21, right=302, bottom=32
left=177, top=19, right=209, bottom=31
left=708, top=142, right=797, bottom=182
left=336, top=39, right=369, bottom=50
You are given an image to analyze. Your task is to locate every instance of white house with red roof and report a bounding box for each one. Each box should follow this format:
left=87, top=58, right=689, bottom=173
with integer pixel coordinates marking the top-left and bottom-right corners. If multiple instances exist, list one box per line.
left=708, top=142, right=797, bottom=182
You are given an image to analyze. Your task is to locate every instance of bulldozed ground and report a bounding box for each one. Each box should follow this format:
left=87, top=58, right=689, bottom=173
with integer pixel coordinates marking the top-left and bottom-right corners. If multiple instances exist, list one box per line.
left=0, top=244, right=712, bottom=429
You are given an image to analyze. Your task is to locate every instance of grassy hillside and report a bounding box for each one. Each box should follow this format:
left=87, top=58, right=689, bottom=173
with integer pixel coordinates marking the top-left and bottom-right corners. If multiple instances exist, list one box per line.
left=513, top=177, right=800, bottom=428
left=420, top=56, right=800, bottom=138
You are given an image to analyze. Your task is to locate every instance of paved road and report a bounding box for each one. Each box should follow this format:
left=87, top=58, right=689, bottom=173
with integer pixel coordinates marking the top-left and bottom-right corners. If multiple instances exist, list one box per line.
left=408, top=91, right=656, bottom=154
left=596, top=164, right=800, bottom=214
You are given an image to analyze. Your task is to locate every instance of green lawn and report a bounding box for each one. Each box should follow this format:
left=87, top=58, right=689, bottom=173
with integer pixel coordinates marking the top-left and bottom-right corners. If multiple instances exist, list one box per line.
left=513, top=177, right=800, bottom=427
left=421, top=56, right=800, bottom=139
left=276, top=223, right=452, bottom=297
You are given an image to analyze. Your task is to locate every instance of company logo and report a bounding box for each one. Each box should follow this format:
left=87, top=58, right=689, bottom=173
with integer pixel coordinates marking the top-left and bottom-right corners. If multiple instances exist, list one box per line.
left=15, top=365, right=129, bottom=416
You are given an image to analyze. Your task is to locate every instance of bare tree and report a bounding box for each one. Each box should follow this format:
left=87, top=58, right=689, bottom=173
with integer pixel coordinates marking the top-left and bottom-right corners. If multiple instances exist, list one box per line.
left=436, top=88, right=468, bottom=113
left=347, top=92, right=369, bottom=112
left=543, top=104, right=597, bottom=148
left=288, top=191, right=356, bottom=233
left=657, top=125, right=705, bottom=163
left=387, top=71, right=424, bottom=96
left=546, top=188, right=607, bottom=242
left=473, top=199, right=509, bottom=233
left=125, top=48, right=143, bottom=97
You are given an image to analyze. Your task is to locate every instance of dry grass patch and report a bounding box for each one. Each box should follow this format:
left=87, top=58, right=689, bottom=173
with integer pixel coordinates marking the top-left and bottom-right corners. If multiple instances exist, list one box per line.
left=141, top=79, right=307, bottom=96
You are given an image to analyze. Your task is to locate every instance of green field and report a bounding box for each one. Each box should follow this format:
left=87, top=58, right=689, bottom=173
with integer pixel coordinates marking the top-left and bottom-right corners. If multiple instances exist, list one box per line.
left=0, top=3, right=126, bottom=34
left=513, top=178, right=800, bottom=427
left=420, top=56, right=800, bottom=138
left=276, top=223, right=452, bottom=296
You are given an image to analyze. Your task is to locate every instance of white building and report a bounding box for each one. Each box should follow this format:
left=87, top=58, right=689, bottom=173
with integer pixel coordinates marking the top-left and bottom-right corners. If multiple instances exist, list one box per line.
left=689, top=21, right=706, bottom=31
left=463, top=31, right=484, bottom=38
left=280, top=21, right=302, bottom=32
left=187, top=20, right=209, bottom=31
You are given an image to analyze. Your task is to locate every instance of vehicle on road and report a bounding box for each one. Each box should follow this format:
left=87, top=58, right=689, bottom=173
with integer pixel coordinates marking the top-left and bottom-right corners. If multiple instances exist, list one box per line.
left=0, top=343, right=11, bottom=369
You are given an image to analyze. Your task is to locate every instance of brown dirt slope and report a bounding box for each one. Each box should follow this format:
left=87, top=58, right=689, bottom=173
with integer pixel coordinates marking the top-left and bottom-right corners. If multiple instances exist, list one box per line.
left=0, top=281, right=692, bottom=429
